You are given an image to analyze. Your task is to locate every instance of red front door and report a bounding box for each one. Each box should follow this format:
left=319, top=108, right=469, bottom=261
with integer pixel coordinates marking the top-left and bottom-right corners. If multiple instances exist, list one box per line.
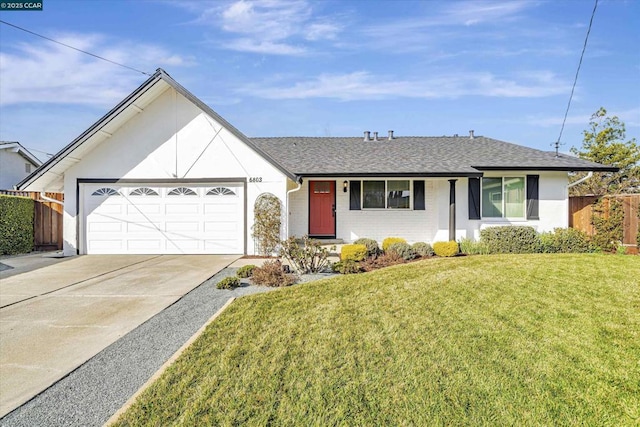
left=309, top=181, right=335, bottom=237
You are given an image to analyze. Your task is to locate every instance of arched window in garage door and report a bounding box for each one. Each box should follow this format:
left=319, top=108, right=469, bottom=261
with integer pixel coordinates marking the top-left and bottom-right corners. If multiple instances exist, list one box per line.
left=91, top=187, right=120, bottom=196
left=167, top=187, right=197, bottom=196
left=206, top=187, right=236, bottom=196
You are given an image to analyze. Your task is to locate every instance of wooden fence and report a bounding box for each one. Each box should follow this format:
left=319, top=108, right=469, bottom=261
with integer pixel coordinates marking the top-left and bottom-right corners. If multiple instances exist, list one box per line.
left=0, top=190, right=64, bottom=251
left=569, top=194, right=639, bottom=247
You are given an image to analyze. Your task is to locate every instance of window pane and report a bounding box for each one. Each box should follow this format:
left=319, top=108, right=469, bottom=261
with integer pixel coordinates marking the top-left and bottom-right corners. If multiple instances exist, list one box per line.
left=482, top=178, right=503, bottom=217
left=313, top=182, right=331, bottom=194
left=504, top=177, right=524, bottom=217
left=363, top=181, right=385, bottom=209
left=387, top=180, right=410, bottom=209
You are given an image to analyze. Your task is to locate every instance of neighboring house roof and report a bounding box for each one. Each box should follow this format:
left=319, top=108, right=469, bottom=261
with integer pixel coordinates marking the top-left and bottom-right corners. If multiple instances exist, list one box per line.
left=251, top=136, right=618, bottom=178
left=17, top=68, right=617, bottom=190
left=0, top=141, right=42, bottom=167
left=17, top=68, right=297, bottom=192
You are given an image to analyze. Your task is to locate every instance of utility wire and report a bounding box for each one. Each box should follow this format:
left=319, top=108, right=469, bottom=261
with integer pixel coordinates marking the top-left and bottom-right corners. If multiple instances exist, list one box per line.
left=0, top=20, right=152, bottom=76
left=554, top=0, right=598, bottom=156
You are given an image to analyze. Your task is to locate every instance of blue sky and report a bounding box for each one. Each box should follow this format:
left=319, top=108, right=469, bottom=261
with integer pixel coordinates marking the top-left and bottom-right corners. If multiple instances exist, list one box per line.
left=1, top=0, right=638, bottom=161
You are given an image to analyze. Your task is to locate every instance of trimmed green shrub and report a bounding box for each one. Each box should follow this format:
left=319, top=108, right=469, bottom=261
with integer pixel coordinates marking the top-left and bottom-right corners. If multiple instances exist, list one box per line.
left=539, top=228, right=593, bottom=253
left=386, top=242, right=416, bottom=260
left=332, top=260, right=361, bottom=274
left=412, top=242, right=434, bottom=257
left=382, top=237, right=407, bottom=252
left=0, top=195, right=34, bottom=255
left=340, top=244, right=368, bottom=262
left=217, top=276, right=240, bottom=290
left=280, top=236, right=334, bottom=274
left=252, top=260, right=297, bottom=287
left=480, top=226, right=541, bottom=254
left=353, top=238, right=380, bottom=257
left=433, top=241, right=459, bottom=257
left=236, top=264, right=256, bottom=278
left=459, top=238, right=490, bottom=255
left=591, top=198, right=624, bottom=252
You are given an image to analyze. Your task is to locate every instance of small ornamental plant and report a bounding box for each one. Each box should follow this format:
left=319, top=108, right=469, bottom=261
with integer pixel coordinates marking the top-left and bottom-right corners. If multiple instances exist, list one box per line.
left=280, top=236, right=334, bottom=274
left=353, top=238, right=380, bottom=257
left=237, top=264, right=256, bottom=278
left=412, top=242, right=434, bottom=257
left=386, top=242, right=416, bottom=261
left=382, top=237, right=407, bottom=252
left=340, top=244, right=368, bottom=262
left=433, top=241, right=460, bottom=257
left=217, top=276, right=240, bottom=290
left=252, top=260, right=297, bottom=287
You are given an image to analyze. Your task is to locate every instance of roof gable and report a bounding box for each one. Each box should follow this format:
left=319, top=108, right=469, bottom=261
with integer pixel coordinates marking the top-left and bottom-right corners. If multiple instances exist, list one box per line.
left=0, top=142, right=42, bottom=167
left=18, top=69, right=296, bottom=191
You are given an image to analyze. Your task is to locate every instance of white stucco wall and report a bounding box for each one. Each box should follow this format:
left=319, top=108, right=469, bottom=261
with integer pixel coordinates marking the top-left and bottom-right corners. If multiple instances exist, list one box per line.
left=62, top=87, right=288, bottom=255
left=0, top=150, right=36, bottom=190
left=290, top=173, right=570, bottom=245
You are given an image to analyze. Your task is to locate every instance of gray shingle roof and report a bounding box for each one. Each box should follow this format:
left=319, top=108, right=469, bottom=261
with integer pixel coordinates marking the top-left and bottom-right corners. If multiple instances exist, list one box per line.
left=250, top=135, right=617, bottom=178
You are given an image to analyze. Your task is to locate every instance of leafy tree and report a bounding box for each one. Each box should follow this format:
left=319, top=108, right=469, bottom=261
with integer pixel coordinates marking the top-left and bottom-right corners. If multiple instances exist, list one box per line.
left=569, top=107, right=640, bottom=196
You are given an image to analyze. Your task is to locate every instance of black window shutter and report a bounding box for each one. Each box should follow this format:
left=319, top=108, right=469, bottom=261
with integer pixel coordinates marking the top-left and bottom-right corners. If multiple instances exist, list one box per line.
left=526, top=175, right=539, bottom=220
left=468, top=177, right=481, bottom=219
left=349, top=180, right=361, bottom=210
left=413, top=180, right=425, bottom=210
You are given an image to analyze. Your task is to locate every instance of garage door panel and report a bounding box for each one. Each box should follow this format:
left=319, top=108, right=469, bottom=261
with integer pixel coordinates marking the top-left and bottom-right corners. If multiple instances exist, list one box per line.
left=128, top=204, right=162, bottom=215
left=127, top=239, right=163, bottom=251
left=88, top=240, right=123, bottom=251
left=168, top=240, right=202, bottom=251
left=205, top=221, right=238, bottom=232
left=91, top=204, right=123, bottom=215
left=165, top=204, right=199, bottom=215
left=88, top=222, right=123, bottom=233
left=165, top=221, right=200, bottom=232
left=126, top=222, right=162, bottom=233
left=83, top=183, right=244, bottom=254
left=205, top=239, right=239, bottom=251
left=204, top=203, right=238, bottom=214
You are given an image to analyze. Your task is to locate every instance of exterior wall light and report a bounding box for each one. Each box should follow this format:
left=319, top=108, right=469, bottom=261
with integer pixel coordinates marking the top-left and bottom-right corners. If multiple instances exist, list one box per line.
left=343, top=180, right=348, bottom=192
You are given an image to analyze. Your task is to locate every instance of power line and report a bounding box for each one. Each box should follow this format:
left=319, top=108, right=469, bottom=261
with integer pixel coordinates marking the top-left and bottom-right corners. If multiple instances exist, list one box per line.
left=0, top=20, right=152, bottom=77
left=554, top=0, right=598, bottom=156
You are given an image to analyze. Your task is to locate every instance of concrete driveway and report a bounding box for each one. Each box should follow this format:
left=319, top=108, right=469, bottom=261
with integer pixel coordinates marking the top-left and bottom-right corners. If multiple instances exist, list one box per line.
left=0, top=254, right=239, bottom=417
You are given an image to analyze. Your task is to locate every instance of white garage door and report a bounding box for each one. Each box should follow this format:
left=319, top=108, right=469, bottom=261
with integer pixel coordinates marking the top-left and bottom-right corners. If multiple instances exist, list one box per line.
left=82, top=183, right=244, bottom=254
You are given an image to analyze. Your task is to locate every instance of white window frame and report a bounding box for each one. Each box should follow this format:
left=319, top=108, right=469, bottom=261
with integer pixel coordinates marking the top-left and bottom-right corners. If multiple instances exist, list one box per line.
left=361, top=179, right=412, bottom=210
left=481, top=176, right=526, bottom=219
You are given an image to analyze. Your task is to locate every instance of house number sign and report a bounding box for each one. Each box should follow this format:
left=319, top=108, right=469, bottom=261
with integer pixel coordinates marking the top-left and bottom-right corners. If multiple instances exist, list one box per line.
left=249, top=177, right=263, bottom=183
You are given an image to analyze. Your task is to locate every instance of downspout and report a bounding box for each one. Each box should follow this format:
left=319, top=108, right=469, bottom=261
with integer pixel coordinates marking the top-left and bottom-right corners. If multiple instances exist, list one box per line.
left=286, top=177, right=303, bottom=239
left=40, top=192, right=64, bottom=205
left=567, top=171, right=593, bottom=188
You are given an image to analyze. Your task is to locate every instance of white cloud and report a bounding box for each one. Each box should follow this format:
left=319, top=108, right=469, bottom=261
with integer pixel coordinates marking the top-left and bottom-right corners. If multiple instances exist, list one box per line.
left=0, top=33, right=193, bottom=106
left=442, top=0, right=535, bottom=26
left=237, top=71, right=570, bottom=101
left=224, top=38, right=306, bottom=55
left=178, top=0, right=342, bottom=55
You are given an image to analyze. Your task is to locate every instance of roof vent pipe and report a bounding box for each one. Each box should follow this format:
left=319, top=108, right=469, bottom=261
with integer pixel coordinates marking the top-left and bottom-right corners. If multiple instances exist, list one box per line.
left=364, top=131, right=370, bottom=141
left=373, top=131, right=378, bottom=141
left=388, top=130, right=394, bottom=140
left=469, top=130, right=475, bottom=139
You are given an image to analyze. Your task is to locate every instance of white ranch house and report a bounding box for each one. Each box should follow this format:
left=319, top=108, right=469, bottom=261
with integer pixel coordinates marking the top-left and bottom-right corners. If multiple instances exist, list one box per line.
left=18, top=69, right=615, bottom=256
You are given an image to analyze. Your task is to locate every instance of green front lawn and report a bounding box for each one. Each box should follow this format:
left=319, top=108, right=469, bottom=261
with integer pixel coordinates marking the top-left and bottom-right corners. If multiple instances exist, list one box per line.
left=114, top=254, right=639, bottom=426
